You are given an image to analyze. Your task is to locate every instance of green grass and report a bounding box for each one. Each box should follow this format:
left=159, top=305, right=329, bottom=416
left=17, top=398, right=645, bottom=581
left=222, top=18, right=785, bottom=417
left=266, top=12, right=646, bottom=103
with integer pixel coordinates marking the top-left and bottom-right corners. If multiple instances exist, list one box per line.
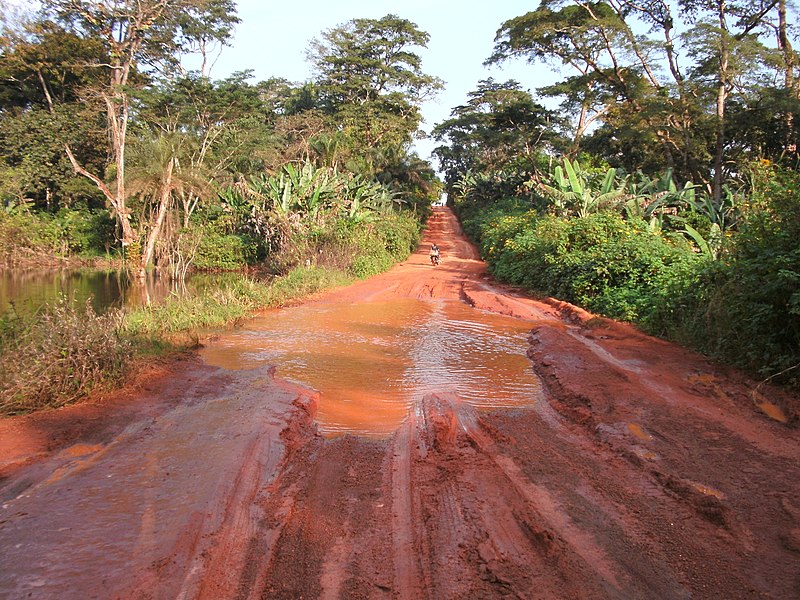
left=123, top=266, right=353, bottom=337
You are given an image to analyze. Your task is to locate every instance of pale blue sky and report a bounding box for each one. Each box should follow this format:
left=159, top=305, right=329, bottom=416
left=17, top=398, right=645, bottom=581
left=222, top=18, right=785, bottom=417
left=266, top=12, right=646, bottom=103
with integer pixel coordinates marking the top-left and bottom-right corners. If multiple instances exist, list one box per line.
left=206, top=0, right=555, bottom=164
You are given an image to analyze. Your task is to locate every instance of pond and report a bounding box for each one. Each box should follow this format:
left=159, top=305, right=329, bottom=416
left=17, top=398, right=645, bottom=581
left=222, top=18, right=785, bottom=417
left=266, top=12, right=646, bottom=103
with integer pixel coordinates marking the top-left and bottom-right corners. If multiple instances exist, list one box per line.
left=0, top=269, right=240, bottom=315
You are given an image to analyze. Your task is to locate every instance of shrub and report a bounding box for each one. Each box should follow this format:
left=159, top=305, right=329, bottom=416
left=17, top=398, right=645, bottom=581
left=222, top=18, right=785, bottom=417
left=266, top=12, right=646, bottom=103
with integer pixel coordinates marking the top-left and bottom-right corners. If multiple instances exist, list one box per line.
left=688, top=164, right=800, bottom=378
left=56, top=207, right=116, bottom=255
left=0, top=298, right=134, bottom=415
left=0, top=210, right=64, bottom=265
left=479, top=212, right=701, bottom=322
left=191, top=225, right=254, bottom=271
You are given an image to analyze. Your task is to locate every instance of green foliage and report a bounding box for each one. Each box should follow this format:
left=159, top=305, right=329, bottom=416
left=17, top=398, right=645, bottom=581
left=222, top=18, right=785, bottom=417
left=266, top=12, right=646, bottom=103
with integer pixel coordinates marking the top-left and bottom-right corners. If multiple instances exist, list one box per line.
left=346, top=212, right=420, bottom=278
left=433, top=79, right=561, bottom=190
left=537, top=157, right=627, bottom=218
left=0, top=208, right=65, bottom=265
left=190, top=224, right=254, bottom=271
left=623, top=169, right=699, bottom=231
left=478, top=211, right=701, bottom=322
left=0, top=298, right=133, bottom=415
left=454, top=160, right=800, bottom=383
left=0, top=105, right=106, bottom=210
left=486, top=0, right=799, bottom=186
left=0, top=205, right=116, bottom=265
left=123, top=268, right=353, bottom=336
left=308, top=14, right=442, bottom=175
left=217, top=162, right=420, bottom=274
left=456, top=195, right=533, bottom=246
left=688, top=164, right=800, bottom=378
left=55, top=207, right=117, bottom=255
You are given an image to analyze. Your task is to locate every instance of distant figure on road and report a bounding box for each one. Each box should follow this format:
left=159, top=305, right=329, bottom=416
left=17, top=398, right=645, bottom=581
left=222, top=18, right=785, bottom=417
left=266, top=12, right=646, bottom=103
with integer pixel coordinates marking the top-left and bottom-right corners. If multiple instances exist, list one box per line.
left=429, top=243, right=440, bottom=266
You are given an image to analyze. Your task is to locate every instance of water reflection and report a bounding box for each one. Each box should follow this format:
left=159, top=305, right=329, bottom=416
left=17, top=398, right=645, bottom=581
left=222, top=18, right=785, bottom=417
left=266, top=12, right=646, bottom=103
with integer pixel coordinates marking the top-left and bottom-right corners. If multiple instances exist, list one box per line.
left=0, top=270, right=238, bottom=314
left=201, top=299, right=543, bottom=438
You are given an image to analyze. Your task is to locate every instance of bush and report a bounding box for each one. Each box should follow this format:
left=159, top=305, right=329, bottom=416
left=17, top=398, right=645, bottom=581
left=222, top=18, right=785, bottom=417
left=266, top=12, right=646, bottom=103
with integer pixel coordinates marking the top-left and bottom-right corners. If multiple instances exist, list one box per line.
left=56, top=207, right=116, bottom=255
left=192, top=229, right=253, bottom=270
left=479, top=211, right=701, bottom=322
left=687, top=164, right=800, bottom=378
left=0, top=210, right=64, bottom=265
left=455, top=162, right=800, bottom=383
left=0, top=298, right=134, bottom=415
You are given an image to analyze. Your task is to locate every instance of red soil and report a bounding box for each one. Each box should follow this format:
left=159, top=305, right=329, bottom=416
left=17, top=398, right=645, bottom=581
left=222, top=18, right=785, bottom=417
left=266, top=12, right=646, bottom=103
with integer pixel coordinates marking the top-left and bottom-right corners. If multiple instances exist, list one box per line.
left=0, top=206, right=798, bottom=599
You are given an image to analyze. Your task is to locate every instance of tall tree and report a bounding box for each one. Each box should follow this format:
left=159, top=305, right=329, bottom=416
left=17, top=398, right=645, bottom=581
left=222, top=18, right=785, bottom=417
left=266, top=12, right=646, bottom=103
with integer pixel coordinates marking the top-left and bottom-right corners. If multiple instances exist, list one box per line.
left=487, top=2, right=642, bottom=154
left=489, top=0, right=793, bottom=191
left=45, top=0, right=238, bottom=260
left=433, top=79, right=560, bottom=189
left=0, top=19, right=107, bottom=208
left=307, top=14, right=442, bottom=176
left=682, top=0, right=776, bottom=200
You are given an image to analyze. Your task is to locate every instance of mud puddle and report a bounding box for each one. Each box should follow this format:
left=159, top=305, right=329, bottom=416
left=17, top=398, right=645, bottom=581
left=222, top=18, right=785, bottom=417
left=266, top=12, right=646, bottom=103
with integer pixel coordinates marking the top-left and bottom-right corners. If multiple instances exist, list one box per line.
left=201, top=299, right=544, bottom=437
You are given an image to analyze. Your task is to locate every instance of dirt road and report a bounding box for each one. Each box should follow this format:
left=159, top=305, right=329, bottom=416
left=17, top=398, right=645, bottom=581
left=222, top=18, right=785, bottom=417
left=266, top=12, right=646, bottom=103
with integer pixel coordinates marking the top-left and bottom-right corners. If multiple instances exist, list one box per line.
left=1, top=207, right=798, bottom=599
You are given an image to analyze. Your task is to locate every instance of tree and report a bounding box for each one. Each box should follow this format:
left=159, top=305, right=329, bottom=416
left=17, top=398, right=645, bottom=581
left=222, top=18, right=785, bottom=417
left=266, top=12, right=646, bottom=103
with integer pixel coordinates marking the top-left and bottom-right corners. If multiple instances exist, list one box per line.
left=45, top=0, right=238, bottom=264
left=0, top=19, right=107, bottom=208
left=489, top=0, right=797, bottom=193
left=308, top=14, right=442, bottom=176
left=433, top=79, right=560, bottom=189
left=174, top=0, right=239, bottom=77
left=681, top=0, right=778, bottom=201
left=488, top=2, right=642, bottom=154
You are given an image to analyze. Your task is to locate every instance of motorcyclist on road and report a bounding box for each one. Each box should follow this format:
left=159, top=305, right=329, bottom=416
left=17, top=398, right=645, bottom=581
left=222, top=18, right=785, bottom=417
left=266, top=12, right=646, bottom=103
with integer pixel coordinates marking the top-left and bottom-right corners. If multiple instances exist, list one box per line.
left=429, top=243, right=440, bottom=265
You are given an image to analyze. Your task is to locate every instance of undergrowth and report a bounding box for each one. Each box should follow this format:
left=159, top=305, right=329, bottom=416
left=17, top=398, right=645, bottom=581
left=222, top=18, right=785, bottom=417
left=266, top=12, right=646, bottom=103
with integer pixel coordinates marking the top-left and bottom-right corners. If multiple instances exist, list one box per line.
left=0, top=298, right=134, bottom=415
left=124, top=267, right=353, bottom=337
left=454, top=162, right=800, bottom=385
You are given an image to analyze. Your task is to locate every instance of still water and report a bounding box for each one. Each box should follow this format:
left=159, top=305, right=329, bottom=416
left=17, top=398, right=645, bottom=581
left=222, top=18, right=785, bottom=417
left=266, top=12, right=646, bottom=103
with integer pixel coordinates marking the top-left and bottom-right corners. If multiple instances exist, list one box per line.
left=0, top=269, right=238, bottom=314
left=201, top=299, right=543, bottom=438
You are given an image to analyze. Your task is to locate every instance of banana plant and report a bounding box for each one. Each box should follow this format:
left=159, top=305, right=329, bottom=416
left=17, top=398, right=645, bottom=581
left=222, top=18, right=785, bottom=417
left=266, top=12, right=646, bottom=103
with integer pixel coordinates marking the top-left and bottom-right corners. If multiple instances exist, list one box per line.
left=689, top=185, right=739, bottom=232
left=539, top=158, right=627, bottom=218
left=624, top=169, right=698, bottom=231
left=683, top=222, right=723, bottom=259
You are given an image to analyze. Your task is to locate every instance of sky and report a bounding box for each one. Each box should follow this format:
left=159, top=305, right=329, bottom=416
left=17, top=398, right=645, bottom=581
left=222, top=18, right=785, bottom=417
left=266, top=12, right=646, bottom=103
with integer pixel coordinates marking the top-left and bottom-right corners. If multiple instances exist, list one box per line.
left=201, top=0, right=556, bottom=165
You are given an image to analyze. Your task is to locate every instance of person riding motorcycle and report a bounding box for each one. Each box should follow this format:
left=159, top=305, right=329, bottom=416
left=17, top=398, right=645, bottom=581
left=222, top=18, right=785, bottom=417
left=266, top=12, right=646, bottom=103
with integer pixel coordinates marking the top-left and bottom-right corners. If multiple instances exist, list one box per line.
left=429, top=243, right=440, bottom=265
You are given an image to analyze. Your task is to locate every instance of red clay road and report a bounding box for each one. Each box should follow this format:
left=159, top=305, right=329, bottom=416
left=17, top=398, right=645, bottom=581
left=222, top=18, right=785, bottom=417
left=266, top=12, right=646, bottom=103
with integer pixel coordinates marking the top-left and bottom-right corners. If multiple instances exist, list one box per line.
left=0, top=206, right=798, bottom=599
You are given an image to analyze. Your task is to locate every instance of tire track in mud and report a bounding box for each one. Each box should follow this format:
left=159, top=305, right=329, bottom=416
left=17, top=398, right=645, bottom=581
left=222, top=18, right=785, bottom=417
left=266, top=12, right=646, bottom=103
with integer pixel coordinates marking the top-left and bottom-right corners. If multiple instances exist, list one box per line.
left=250, top=390, right=673, bottom=599
left=390, top=412, right=425, bottom=600
left=522, top=316, right=800, bottom=598
left=2, top=206, right=798, bottom=599
left=0, top=367, right=316, bottom=600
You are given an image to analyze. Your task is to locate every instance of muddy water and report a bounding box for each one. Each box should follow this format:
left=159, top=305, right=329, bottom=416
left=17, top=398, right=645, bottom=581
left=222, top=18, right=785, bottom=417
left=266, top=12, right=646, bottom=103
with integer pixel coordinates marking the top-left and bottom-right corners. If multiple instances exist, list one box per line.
left=201, top=299, right=544, bottom=437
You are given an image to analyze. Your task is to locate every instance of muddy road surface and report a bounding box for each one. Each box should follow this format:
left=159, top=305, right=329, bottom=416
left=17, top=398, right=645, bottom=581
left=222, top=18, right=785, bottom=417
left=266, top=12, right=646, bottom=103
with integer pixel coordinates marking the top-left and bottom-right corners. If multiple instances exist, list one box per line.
left=1, top=207, right=798, bottom=599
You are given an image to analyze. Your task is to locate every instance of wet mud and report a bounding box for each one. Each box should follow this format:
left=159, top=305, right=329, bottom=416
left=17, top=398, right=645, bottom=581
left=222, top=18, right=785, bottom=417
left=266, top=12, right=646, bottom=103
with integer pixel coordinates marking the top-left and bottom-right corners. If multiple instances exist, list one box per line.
left=1, top=207, right=799, bottom=599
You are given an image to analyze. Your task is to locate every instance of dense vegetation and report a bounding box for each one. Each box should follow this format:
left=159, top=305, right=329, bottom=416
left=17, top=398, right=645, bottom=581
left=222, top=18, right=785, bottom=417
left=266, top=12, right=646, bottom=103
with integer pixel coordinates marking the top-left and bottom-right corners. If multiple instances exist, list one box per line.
left=2, top=0, right=800, bottom=412
left=0, top=2, right=437, bottom=413
left=452, top=162, right=800, bottom=381
left=434, top=1, right=800, bottom=384
left=0, top=5, right=438, bottom=275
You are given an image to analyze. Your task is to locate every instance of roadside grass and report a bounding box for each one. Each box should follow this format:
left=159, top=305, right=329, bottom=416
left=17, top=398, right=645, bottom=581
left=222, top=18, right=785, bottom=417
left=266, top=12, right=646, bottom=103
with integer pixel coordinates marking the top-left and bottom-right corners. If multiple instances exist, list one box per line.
left=0, top=298, right=134, bottom=415
left=124, top=266, right=353, bottom=337
left=0, top=265, right=373, bottom=416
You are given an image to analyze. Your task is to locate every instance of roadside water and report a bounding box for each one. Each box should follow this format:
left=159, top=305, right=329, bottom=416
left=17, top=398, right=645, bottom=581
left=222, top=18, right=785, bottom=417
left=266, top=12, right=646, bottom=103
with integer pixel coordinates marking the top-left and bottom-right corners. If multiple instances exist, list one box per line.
left=0, top=269, right=241, bottom=314
left=201, top=298, right=544, bottom=437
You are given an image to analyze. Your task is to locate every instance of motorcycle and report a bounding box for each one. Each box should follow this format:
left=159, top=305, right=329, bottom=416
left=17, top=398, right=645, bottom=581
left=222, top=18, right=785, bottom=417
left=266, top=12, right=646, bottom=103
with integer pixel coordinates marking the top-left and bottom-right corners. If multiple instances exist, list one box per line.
left=430, top=252, right=440, bottom=266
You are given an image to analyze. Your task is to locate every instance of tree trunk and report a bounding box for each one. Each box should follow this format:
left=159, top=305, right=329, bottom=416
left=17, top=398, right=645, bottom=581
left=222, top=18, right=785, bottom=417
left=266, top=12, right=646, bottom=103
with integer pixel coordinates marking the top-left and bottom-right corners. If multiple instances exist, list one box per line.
left=713, top=0, right=730, bottom=205
left=140, top=158, right=175, bottom=278
left=778, top=0, right=797, bottom=153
